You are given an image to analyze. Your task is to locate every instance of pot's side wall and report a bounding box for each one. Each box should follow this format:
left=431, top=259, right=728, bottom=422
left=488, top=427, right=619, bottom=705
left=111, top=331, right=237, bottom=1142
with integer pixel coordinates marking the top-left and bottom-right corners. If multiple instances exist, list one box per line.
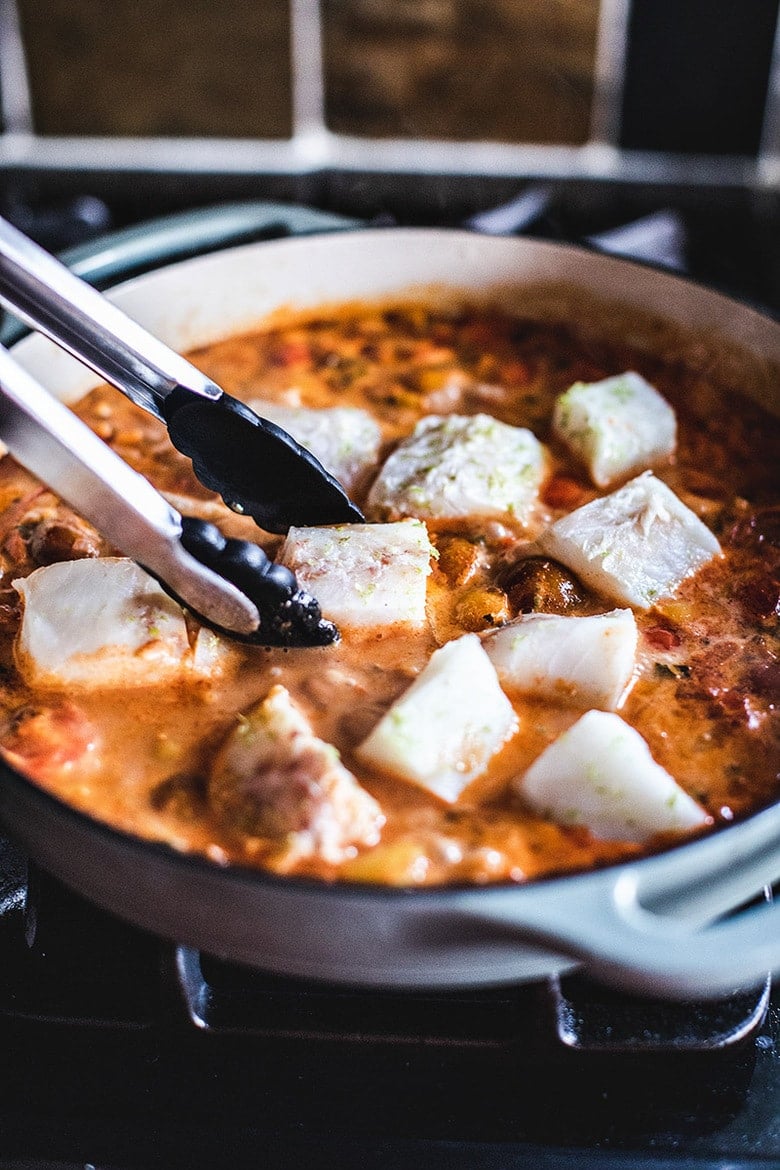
left=0, top=756, right=584, bottom=987
left=11, top=231, right=780, bottom=417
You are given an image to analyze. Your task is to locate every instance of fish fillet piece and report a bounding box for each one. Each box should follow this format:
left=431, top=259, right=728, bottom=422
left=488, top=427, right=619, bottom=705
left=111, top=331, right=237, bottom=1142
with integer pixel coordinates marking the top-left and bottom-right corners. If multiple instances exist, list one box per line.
left=357, top=633, right=518, bottom=803
left=538, top=472, right=721, bottom=609
left=249, top=401, right=382, bottom=493
left=519, top=709, right=710, bottom=843
left=210, top=684, right=383, bottom=863
left=367, top=413, right=546, bottom=524
left=482, top=609, right=637, bottom=710
left=553, top=371, right=676, bottom=487
left=13, top=557, right=224, bottom=687
left=279, top=519, right=434, bottom=629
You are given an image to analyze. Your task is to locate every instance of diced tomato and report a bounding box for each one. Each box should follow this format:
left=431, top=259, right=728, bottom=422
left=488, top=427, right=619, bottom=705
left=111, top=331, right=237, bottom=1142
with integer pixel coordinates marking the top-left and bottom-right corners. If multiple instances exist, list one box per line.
left=270, top=338, right=312, bottom=367
left=541, top=476, right=589, bottom=510
left=713, top=690, right=766, bottom=732
left=501, top=359, right=532, bottom=385
left=0, top=703, right=101, bottom=782
left=645, top=626, right=682, bottom=651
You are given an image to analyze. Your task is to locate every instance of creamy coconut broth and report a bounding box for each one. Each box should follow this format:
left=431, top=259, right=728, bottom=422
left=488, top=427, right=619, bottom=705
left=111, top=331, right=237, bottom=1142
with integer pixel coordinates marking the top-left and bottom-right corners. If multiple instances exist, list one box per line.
left=0, top=301, right=777, bottom=886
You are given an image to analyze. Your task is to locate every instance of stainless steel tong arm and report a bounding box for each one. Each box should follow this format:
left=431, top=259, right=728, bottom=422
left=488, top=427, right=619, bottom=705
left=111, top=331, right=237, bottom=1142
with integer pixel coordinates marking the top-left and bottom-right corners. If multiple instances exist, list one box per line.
left=0, top=214, right=220, bottom=420
left=0, top=344, right=260, bottom=636
left=0, top=215, right=364, bottom=535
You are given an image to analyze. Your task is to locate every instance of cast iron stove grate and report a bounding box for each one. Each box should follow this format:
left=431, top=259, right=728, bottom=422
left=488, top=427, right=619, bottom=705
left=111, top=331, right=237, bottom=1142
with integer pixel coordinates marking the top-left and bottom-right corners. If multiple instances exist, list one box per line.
left=0, top=840, right=776, bottom=1170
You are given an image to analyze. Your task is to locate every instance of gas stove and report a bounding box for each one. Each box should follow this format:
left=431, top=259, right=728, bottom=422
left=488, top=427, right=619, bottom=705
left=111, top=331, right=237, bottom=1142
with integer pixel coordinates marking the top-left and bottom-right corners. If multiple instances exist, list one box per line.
left=0, top=189, right=777, bottom=1169
left=0, top=838, right=775, bottom=1169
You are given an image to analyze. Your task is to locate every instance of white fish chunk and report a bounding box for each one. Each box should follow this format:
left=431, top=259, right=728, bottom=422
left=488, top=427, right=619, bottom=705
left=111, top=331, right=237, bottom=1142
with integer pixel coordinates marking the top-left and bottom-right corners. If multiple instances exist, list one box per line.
left=210, top=684, right=383, bottom=863
left=279, top=519, right=434, bottom=629
left=248, top=401, right=382, bottom=494
left=366, top=413, right=546, bottom=524
left=357, top=633, right=518, bottom=803
left=553, top=371, right=676, bottom=487
left=482, top=609, right=637, bottom=710
left=519, top=709, right=710, bottom=843
left=538, top=472, right=721, bottom=609
left=13, top=557, right=224, bottom=687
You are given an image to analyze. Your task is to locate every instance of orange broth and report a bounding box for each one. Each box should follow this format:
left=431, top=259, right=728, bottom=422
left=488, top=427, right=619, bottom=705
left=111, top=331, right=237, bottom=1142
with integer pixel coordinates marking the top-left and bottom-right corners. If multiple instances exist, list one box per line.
left=0, top=302, right=777, bottom=886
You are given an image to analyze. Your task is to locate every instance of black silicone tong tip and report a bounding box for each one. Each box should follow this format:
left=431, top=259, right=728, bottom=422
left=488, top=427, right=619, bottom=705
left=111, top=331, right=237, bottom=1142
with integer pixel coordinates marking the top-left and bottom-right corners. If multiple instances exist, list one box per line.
left=258, top=591, right=339, bottom=648
left=163, top=387, right=364, bottom=535
left=178, top=516, right=339, bottom=648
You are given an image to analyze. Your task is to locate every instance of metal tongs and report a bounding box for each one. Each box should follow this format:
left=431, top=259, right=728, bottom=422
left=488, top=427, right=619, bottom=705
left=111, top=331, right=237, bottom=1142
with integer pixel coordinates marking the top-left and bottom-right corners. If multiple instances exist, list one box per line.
left=0, top=215, right=364, bottom=645
left=0, top=343, right=340, bottom=645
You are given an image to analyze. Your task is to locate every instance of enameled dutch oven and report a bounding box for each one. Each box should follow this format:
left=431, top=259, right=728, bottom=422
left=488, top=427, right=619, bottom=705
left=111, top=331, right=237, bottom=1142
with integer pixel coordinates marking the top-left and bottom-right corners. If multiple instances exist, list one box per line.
left=2, top=204, right=779, bottom=1000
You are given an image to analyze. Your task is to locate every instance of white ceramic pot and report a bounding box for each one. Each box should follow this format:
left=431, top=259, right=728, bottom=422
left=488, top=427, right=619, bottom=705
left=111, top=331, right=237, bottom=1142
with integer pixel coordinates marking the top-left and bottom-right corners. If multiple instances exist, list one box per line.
left=3, top=221, right=780, bottom=999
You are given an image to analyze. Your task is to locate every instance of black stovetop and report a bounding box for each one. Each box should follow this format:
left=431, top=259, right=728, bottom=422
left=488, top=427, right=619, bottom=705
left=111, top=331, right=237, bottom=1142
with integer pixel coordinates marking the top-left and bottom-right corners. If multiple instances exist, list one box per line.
left=0, top=840, right=776, bottom=1170
left=0, top=184, right=777, bottom=1169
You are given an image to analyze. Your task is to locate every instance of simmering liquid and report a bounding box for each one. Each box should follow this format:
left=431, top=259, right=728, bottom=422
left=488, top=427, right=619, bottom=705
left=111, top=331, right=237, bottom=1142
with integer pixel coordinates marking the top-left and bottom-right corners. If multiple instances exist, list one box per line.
left=0, top=302, right=777, bottom=885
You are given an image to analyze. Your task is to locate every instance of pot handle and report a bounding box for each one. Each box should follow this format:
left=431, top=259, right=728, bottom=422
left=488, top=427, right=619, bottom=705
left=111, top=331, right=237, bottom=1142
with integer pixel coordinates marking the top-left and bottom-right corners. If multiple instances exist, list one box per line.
left=0, top=201, right=360, bottom=344
left=470, top=808, right=780, bottom=999
left=470, top=879, right=778, bottom=1000
left=59, top=201, right=361, bottom=288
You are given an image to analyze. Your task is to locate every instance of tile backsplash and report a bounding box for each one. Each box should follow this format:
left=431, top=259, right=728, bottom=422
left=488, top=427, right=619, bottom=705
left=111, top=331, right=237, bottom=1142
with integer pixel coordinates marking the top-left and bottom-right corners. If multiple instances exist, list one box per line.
left=16, top=0, right=292, bottom=137
left=323, top=0, right=600, bottom=144
left=16, top=0, right=599, bottom=143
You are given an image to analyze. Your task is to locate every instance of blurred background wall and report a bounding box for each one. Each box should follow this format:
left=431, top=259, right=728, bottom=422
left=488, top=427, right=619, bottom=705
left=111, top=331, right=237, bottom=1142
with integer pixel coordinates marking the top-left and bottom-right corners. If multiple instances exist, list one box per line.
left=15, top=0, right=600, bottom=142
left=10, top=0, right=775, bottom=152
